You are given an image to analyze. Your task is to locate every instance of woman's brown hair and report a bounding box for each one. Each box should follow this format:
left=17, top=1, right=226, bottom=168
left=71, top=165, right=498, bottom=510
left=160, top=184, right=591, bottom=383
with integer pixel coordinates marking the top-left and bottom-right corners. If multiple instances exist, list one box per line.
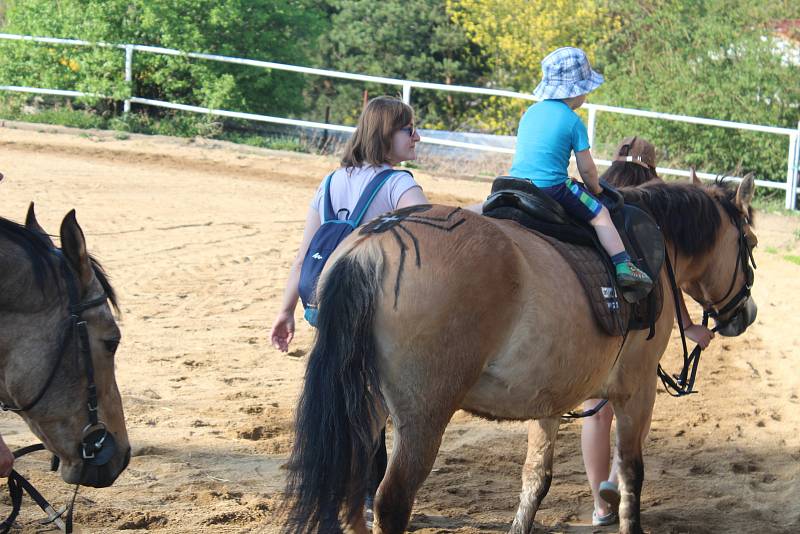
left=341, top=96, right=414, bottom=169
left=601, top=161, right=660, bottom=187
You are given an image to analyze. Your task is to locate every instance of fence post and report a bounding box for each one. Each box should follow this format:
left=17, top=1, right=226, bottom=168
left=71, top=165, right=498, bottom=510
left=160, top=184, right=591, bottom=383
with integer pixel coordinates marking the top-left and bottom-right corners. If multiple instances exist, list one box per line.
left=587, top=106, right=597, bottom=151
left=789, top=124, right=799, bottom=210
left=402, top=83, right=411, bottom=105
left=787, top=130, right=798, bottom=210
left=123, top=44, right=133, bottom=113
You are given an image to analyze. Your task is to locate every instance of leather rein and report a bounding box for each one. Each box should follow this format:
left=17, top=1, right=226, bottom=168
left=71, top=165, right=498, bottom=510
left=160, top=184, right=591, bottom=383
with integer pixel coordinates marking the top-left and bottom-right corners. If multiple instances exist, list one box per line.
left=658, top=215, right=756, bottom=397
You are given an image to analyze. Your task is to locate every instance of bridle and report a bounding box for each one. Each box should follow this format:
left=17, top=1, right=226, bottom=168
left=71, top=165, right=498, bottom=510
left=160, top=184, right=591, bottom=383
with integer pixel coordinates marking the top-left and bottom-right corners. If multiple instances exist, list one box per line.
left=659, top=213, right=756, bottom=397
left=1, top=250, right=115, bottom=533
left=701, top=215, right=756, bottom=330
left=1, top=250, right=116, bottom=464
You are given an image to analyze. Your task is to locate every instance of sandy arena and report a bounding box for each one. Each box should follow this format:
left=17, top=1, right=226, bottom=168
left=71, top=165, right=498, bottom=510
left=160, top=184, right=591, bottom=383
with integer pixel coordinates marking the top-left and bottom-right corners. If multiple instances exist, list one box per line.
left=1, top=122, right=799, bottom=533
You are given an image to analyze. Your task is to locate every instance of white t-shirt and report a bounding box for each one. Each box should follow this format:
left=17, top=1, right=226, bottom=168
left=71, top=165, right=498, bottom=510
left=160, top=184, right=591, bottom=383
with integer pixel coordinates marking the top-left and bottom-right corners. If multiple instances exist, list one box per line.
left=311, top=164, right=422, bottom=223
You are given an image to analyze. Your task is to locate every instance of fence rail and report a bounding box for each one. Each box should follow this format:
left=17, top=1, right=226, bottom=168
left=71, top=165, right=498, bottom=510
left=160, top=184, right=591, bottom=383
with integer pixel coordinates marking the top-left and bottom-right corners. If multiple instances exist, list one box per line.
left=1, top=32, right=798, bottom=208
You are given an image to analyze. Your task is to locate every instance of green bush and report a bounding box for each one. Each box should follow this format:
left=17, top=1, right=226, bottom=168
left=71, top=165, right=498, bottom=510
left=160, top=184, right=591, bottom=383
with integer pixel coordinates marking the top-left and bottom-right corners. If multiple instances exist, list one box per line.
left=594, top=0, right=800, bottom=186
left=0, top=0, right=328, bottom=117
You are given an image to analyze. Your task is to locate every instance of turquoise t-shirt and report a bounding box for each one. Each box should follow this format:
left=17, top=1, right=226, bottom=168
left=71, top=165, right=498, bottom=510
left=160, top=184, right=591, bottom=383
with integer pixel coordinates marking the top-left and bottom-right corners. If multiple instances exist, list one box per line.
left=509, top=100, right=591, bottom=187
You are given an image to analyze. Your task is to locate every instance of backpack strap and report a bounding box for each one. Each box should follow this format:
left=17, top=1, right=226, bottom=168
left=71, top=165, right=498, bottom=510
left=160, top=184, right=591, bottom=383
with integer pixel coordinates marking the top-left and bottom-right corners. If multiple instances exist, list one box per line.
left=321, top=172, right=336, bottom=223
left=350, top=169, right=413, bottom=226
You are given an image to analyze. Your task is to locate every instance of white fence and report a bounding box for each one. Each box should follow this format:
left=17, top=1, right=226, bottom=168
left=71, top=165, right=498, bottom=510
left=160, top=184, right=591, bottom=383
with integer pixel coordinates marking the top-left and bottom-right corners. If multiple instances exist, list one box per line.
left=1, top=32, right=798, bottom=209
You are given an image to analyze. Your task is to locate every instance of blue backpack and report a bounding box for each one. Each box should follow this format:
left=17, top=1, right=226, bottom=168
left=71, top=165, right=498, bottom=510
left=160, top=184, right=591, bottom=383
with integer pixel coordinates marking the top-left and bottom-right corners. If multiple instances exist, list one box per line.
left=298, top=168, right=407, bottom=325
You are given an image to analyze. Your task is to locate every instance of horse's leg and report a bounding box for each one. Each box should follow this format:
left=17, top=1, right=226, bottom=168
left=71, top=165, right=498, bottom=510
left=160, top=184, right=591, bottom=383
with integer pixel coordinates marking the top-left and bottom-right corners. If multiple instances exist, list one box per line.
left=372, top=412, right=451, bottom=534
left=612, top=381, right=656, bottom=534
left=510, top=417, right=560, bottom=534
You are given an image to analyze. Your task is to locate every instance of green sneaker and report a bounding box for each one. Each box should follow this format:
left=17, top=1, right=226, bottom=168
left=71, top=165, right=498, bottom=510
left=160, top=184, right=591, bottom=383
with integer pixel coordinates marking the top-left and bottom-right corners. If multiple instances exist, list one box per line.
left=616, top=261, right=653, bottom=290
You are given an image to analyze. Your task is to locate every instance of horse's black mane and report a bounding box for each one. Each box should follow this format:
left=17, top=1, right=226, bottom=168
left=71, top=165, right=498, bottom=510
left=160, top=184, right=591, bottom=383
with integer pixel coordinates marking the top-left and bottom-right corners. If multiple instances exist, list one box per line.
left=0, top=215, right=118, bottom=310
left=619, top=178, right=752, bottom=257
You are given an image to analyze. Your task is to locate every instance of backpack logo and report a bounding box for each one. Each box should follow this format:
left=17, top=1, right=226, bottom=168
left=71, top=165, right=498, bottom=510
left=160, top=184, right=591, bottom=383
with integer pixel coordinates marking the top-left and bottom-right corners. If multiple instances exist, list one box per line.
left=311, top=252, right=323, bottom=260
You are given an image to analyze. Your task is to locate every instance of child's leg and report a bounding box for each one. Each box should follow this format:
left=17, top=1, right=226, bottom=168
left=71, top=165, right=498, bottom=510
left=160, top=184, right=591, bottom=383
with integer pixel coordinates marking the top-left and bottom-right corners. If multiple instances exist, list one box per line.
left=543, top=179, right=652, bottom=290
left=589, top=207, right=651, bottom=287
left=588, top=206, right=625, bottom=257
left=540, top=179, right=628, bottom=261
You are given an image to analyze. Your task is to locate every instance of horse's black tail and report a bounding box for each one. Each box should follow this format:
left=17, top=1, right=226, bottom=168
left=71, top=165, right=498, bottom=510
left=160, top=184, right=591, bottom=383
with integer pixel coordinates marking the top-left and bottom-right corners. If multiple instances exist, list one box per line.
left=283, top=251, right=383, bottom=534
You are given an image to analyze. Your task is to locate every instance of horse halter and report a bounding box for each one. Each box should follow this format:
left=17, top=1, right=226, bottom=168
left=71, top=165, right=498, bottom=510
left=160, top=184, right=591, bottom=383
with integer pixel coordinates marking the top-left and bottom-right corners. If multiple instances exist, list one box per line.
left=0, top=251, right=116, bottom=468
left=702, top=215, right=756, bottom=331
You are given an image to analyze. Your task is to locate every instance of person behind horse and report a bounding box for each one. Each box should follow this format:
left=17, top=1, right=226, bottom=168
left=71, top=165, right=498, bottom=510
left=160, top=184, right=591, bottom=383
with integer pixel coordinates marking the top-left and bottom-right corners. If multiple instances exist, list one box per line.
left=509, top=47, right=652, bottom=296
left=269, top=95, right=428, bottom=523
left=581, top=136, right=716, bottom=526
left=270, top=96, right=428, bottom=351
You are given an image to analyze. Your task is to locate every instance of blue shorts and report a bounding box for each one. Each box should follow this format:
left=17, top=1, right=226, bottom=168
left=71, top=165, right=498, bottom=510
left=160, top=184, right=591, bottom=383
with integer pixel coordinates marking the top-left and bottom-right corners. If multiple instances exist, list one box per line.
left=539, top=178, right=602, bottom=222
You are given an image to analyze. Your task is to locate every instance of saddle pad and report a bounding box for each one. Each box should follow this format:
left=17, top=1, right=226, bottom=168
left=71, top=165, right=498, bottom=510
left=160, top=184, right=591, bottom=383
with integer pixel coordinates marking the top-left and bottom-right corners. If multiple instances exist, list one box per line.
left=482, top=184, right=665, bottom=336
left=532, top=229, right=630, bottom=336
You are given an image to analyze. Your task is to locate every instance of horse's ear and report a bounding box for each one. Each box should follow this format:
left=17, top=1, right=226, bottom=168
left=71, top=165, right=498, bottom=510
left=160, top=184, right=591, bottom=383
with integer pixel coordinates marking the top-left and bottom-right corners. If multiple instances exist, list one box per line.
left=690, top=167, right=701, bottom=186
left=25, top=202, right=55, bottom=247
left=59, top=210, right=93, bottom=290
left=736, top=172, right=755, bottom=212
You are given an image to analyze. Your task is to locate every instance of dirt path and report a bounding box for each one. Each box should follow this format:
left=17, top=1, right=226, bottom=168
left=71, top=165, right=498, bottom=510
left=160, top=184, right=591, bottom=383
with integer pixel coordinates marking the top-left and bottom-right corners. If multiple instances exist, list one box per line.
left=0, top=122, right=798, bottom=533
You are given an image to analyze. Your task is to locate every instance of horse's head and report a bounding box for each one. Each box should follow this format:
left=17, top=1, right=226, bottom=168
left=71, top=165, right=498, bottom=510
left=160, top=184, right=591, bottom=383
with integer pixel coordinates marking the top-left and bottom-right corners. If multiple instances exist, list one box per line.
left=625, top=174, right=758, bottom=338
left=0, top=205, right=130, bottom=488
left=681, top=174, right=758, bottom=337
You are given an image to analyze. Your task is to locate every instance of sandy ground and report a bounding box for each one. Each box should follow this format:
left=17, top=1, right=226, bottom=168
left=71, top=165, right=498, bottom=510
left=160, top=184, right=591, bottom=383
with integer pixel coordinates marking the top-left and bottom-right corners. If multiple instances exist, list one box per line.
left=0, top=122, right=798, bottom=534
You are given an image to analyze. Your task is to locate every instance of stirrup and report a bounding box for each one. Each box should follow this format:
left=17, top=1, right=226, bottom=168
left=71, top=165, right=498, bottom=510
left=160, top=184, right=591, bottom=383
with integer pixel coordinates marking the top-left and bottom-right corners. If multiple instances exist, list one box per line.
left=617, top=274, right=653, bottom=304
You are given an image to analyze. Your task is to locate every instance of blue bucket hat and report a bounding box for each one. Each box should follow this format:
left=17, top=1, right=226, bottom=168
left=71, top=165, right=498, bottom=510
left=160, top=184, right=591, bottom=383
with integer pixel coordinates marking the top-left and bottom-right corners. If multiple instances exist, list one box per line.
left=532, top=47, right=604, bottom=100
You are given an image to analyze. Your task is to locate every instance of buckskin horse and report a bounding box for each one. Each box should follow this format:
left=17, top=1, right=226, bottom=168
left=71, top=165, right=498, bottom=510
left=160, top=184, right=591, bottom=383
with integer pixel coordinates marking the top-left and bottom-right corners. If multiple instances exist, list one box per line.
left=0, top=204, right=130, bottom=528
left=284, top=175, right=757, bottom=534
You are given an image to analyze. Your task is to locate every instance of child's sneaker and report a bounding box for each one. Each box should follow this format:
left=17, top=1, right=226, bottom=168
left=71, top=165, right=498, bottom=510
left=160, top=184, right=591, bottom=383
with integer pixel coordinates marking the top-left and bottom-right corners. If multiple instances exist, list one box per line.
left=616, top=261, right=653, bottom=290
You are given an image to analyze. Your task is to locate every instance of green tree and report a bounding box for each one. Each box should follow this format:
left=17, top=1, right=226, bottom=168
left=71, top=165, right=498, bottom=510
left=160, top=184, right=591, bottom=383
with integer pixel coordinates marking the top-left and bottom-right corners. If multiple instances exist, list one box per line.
left=0, top=0, right=327, bottom=117
left=446, top=0, right=620, bottom=133
left=309, top=0, right=489, bottom=130
left=594, top=0, right=800, bottom=185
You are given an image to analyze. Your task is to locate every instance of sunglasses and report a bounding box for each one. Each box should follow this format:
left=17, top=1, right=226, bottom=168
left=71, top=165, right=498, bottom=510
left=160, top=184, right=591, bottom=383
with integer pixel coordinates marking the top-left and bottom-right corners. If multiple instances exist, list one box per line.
left=398, top=125, right=417, bottom=137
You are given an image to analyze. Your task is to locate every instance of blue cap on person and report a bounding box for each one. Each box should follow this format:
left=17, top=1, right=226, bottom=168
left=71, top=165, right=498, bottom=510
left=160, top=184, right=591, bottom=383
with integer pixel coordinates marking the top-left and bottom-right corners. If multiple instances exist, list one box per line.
left=532, top=47, right=604, bottom=100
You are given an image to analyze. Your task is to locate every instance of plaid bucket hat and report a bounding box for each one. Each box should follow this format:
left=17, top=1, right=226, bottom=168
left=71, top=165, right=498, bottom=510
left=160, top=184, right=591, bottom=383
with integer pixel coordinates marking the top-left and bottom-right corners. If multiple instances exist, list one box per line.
left=532, top=47, right=604, bottom=100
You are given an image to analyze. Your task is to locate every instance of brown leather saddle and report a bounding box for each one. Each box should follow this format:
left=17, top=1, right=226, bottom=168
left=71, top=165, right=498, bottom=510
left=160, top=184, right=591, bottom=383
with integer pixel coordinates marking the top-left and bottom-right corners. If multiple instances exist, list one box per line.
left=483, top=177, right=664, bottom=337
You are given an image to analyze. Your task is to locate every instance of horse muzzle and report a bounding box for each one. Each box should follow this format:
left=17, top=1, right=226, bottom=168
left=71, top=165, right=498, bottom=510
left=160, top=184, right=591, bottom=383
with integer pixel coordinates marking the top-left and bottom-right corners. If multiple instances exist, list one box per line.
left=79, top=446, right=131, bottom=488
left=61, top=441, right=131, bottom=488
left=716, top=297, right=757, bottom=337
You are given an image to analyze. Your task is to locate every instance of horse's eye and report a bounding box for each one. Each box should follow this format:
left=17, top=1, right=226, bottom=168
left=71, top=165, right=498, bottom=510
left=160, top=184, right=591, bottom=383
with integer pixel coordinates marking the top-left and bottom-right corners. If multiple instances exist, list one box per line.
left=103, top=339, right=120, bottom=354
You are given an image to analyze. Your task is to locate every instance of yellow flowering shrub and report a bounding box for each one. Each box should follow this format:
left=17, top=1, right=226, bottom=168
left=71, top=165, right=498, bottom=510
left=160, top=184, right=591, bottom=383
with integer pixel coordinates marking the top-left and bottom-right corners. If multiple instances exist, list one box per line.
left=446, top=0, right=621, bottom=133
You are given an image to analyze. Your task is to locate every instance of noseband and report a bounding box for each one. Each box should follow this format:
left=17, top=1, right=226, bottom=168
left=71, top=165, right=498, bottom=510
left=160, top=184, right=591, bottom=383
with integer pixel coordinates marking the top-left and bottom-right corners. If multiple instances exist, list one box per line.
left=1, top=251, right=115, bottom=466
